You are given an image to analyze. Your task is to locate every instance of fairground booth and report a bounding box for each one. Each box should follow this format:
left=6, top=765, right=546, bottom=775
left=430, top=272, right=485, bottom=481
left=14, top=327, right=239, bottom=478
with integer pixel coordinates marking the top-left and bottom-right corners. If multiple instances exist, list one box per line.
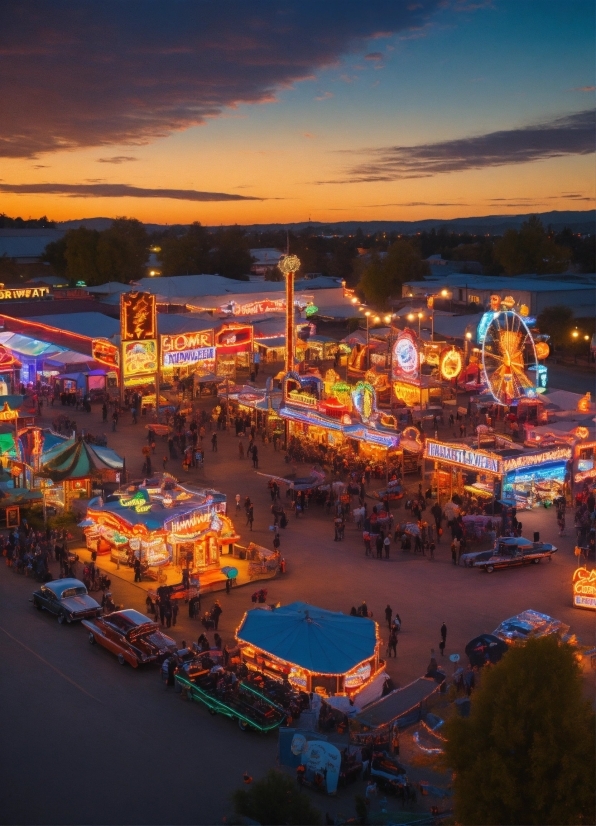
left=236, top=602, right=385, bottom=702
left=279, top=370, right=400, bottom=462
left=84, top=475, right=239, bottom=578
left=424, top=436, right=573, bottom=508
left=391, top=328, right=450, bottom=411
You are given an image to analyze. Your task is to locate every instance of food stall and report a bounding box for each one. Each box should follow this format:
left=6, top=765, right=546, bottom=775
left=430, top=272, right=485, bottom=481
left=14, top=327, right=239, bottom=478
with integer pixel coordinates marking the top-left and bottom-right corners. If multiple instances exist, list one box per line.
left=84, top=475, right=239, bottom=575
left=236, top=601, right=385, bottom=701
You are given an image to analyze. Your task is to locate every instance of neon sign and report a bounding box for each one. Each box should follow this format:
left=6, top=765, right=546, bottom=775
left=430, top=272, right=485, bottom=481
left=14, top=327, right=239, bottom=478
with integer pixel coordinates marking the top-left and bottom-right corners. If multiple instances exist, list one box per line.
left=0, top=286, right=50, bottom=300
left=476, top=311, right=496, bottom=344
left=351, top=381, right=376, bottom=423
left=122, top=340, right=157, bottom=378
left=120, top=491, right=152, bottom=513
left=440, top=347, right=463, bottom=381
left=92, top=339, right=120, bottom=369
left=393, top=330, right=418, bottom=380
left=167, top=508, right=215, bottom=535
left=573, top=568, right=596, bottom=610
left=344, top=663, right=372, bottom=688
left=162, top=331, right=213, bottom=353
left=501, top=446, right=572, bottom=473
left=425, top=440, right=500, bottom=473
left=163, top=346, right=215, bottom=367
left=121, top=292, right=157, bottom=342
left=288, top=390, right=317, bottom=407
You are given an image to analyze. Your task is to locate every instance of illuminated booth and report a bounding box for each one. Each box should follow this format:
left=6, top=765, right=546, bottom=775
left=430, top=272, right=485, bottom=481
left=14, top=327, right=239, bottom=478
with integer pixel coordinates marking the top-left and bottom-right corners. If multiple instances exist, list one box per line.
left=236, top=602, right=384, bottom=699
left=391, top=329, right=445, bottom=410
left=424, top=437, right=573, bottom=508
left=160, top=328, right=215, bottom=382
left=84, top=476, right=239, bottom=575
left=279, top=371, right=400, bottom=458
left=215, top=322, right=254, bottom=377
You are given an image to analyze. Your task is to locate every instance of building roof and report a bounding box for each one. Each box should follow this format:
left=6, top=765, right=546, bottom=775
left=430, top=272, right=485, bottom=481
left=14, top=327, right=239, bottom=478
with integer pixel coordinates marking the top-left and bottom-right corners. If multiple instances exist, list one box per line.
left=24, top=312, right=120, bottom=340
left=0, top=228, right=65, bottom=260
left=237, top=601, right=377, bottom=675
left=405, top=273, right=596, bottom=293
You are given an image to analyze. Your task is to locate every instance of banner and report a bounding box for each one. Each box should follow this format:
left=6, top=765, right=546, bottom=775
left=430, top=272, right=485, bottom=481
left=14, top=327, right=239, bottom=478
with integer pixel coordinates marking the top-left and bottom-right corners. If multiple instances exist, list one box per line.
left=92, top=339, right=120, bottom=369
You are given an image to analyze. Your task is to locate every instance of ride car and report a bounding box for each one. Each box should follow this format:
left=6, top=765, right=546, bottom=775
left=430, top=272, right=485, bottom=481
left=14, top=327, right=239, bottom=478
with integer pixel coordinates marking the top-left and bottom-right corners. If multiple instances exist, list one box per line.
left=82, top=609, right=177, bottom=667
left=32, top=578, right=102, bottom=624
left=370, top=753, right=408, bottom=794
left=474, top=537, right=557, bottom=573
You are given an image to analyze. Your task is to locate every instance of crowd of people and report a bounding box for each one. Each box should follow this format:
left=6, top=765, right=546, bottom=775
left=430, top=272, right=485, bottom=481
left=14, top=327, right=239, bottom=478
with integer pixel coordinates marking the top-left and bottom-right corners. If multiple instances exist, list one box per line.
left=2, top=522, right=73, bottom=579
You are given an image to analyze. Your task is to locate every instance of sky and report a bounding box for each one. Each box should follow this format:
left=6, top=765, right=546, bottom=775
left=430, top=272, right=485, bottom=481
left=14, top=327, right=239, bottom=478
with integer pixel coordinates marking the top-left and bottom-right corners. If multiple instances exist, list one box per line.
left=1, top=0, right=595, bottom=225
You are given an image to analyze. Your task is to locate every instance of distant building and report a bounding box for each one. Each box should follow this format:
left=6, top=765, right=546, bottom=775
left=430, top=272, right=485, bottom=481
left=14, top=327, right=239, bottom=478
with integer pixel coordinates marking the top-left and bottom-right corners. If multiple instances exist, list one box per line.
left=402, top=272, right=596, bottom=317
left=249, top=248, right=284, bottom=276
left=0, top=228, right=65, bottom=264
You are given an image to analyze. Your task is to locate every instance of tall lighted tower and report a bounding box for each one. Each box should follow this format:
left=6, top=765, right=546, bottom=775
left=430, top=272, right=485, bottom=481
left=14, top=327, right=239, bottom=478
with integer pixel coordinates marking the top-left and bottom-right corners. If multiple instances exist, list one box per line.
left=279, top=254, right=301, bottom=373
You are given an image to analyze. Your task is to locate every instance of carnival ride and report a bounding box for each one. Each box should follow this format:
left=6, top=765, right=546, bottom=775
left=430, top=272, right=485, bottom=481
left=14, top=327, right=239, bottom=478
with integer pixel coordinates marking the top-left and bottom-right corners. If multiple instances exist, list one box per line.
left=481, top=310, right=538, bottom=405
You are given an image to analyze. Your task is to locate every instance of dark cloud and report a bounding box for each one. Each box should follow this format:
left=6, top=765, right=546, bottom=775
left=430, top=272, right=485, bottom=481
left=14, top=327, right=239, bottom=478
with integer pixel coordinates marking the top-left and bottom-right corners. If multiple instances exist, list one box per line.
left=0, top=1, right=440, bottom=158
left=97, top=156, right=138, bottom=164
left=0, top=182, right=262, bottom=201
left=364, top=201, right=467, bottom=207
left=335, top=110, right=595, bottom=182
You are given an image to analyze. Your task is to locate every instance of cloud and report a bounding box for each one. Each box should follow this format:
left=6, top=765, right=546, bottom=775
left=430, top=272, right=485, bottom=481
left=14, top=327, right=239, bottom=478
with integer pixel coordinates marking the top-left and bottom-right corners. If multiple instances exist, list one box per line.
left=315, top=92, right=334, bottom=101
left=364, top=52, right=383, bottom=61
left=364, top=201, right=467, bottom=207
left=33, top=164, right=49, bottom=169
left=335, top=109, right=595, bottom=182
left=97, top=155, right=138, bottom=164
left=0, top=1, right=441, bottom=158
left=0, top=182, right=262, bottom=201
left=570, top=86, right=595, bottom=92
left=303, top=132, right=315, bottom=139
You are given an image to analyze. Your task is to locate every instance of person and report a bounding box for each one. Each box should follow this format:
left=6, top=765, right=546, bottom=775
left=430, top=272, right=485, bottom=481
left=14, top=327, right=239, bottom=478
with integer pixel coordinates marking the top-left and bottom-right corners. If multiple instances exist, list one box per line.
left=385, top=604, right=393, bottom=629
left=384, top=534, right=390, bottom=559
left=279, top=557, right=286, bottom=574
left=102, top=402, right=108, bottom=422
left=211, top=433, right=217, bottom=452
left=375, top=533, right=383, bottom=558
left=214, top=632, right=222, bottom=649
left=391, top=725, right=400, bottom=756
left=133, top=557, right=142, bottom=583
left=189, top=594, right=200, bottom=619
left=247, top=505, right=254, bottom=531
left=273, top=531, right=281, bottom=552
left=440, top=622, right=447, bottom=646
left=238, top=440, right=244, bottom=459
left=211, top=601, right=222, bottom=630
left=225, top=576, right=232, bottom=594
left=426, top=650, right=438, bottom=677
left=235, top=493, right=241, bottom=511
left=359, top=600, right=368, bottom=617
left=252, top=445, right=258, bottom=469
left=166, top=654, right=177, bottom=688
left=387, top=628, right=398, bottom=658
left=451, top=539, right=459, bottom=565
left=429, top=541, right=435, bottom=561
left=164, top=601, right=172, bottom=628
left=363, top=531, right=371, bottom=556
left=112, top=409, right=118, bottom=431
left=171, top=601, right=179, bottom=627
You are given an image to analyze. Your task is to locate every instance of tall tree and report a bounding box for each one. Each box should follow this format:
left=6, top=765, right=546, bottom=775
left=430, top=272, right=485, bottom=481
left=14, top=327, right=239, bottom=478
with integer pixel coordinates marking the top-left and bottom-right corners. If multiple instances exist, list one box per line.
left=158, top=222, right=211, bottom=276
left=537, top=305, right=575, bottom=349
left=63, top=227, right=101, bottom=284
left=494, top=216, right=570, bottom=275
left=358, top=240, right=430, bottom=307
left=41, top=235, right=68, bottom=277
left=96, top=217, right=148, bottom=282
left=232, top=770, right=321, bottom=825
left=210, top=226, right=252, bottom=280
left=444, top=636, right=595, bottom=825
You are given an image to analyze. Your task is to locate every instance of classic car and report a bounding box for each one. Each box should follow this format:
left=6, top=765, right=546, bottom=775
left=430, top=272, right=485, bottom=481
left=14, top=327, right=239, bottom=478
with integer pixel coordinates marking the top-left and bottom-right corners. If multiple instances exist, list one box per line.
left=32, top=578, right=102, bottom=624
left=369, top=753, right=408, bottom=793
left=82, top=609, right=177, bottom=667
left=474, top=537, right=557, bottom=573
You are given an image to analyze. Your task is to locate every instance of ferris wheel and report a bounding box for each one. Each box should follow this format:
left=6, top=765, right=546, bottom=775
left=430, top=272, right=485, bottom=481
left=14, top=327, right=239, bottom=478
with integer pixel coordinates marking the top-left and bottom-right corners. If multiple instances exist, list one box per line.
left=481, top=310, right=538, bottom=404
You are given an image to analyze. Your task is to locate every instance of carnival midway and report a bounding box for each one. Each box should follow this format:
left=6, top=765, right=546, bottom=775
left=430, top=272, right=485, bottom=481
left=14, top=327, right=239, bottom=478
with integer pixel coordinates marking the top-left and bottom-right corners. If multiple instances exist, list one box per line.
left=1, top=254, right=595, bottom=824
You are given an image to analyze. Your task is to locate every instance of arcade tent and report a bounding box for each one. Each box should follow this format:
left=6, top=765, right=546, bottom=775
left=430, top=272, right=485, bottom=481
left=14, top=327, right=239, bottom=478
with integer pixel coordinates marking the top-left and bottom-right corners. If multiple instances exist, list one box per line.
left=236, top=601, right=382, bottom=697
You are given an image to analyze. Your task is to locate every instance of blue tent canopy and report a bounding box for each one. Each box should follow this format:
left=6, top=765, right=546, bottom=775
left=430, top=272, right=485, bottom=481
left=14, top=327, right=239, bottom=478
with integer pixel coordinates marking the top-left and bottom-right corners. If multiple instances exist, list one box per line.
left=237, top=601, right=377, bottom=675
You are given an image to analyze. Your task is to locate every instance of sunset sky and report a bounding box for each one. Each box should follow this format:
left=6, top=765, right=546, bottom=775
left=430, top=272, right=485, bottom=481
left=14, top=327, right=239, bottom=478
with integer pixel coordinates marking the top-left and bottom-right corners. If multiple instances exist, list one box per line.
left=2, top=0, right=595, bottom=225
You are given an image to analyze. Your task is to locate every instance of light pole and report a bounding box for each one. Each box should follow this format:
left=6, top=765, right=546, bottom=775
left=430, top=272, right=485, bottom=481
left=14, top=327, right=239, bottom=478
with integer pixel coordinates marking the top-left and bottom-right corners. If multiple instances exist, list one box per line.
left=279, top=254, right=301, bottom=373
left=407, top=312, right=424, bottom=338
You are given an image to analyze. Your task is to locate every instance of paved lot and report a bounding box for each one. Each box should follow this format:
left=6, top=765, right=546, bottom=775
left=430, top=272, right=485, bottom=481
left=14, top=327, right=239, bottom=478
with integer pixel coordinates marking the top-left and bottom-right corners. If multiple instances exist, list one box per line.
left=1, top=389, right=594, bottom=825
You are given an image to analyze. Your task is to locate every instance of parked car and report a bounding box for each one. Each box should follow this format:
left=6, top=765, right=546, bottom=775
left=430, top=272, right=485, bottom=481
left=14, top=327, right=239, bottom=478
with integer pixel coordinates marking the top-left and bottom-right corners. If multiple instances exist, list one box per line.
left=474, top=537, right=557, bottom=573
left=82, top=609, right=177, bottom=667
left=32, top=578, right=102, bottom=624
left=370, top=752, right=408, bottom=794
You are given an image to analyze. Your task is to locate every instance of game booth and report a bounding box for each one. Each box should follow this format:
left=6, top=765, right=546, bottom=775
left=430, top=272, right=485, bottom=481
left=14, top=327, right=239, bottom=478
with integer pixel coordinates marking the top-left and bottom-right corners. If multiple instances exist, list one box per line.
left=84, top=476, right=239, bottom=583
left=236, top=602, right=386, bottom=704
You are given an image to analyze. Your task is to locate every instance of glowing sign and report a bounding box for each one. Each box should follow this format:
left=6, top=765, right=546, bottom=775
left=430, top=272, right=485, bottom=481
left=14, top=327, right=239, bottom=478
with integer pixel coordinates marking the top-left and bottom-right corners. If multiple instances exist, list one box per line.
left=161, top=331, right=213, bottom=353
left=122, top=340, right=157, bottom=378
left=163, top=346, right=215, bottom=367
left=392, top=381, right=421, bottom=407
left=535, top=341, right=550, bottom=360
left=344, top=663, right=372, bottom=688
left=288, top=390, right=317, bottom=407
left=501, top=446, right=572, bottom=473
left=0, top=286, right=50, bottom=300
left=440, top=347, right=463, bottom=381
left=120, top=491, right=152, bottom=513
left=577, top=393, right=592, bottom=413
left=305, top=304, right=318, bottom=316
left=425, top=440, right=500, bottom=474
left=167, top=508, right=215, bottom=536
left=573, top=568, right=596, bottom=610
left=0, top=402, right=19, bottom=422
left=120, top=292, right=157, bottom=342
left=392, top=330, right=418, bottom=380
left=351, top=381, right=376, bottom=423
left=92, top=339, right=120, bottom=369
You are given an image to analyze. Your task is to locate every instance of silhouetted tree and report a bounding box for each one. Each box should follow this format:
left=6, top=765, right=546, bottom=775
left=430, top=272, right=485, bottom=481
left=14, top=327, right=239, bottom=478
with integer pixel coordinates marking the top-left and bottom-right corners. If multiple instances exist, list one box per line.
left=232, top=770, right=321, bottom=825
left=494, top=216, right=570, bottom=275
left=444, top=636, right=595, bottom=825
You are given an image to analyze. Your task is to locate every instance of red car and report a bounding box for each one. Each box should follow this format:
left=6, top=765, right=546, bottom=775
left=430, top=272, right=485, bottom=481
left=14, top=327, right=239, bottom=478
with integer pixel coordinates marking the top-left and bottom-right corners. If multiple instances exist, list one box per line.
left=83, top=609, right=176, bottom=667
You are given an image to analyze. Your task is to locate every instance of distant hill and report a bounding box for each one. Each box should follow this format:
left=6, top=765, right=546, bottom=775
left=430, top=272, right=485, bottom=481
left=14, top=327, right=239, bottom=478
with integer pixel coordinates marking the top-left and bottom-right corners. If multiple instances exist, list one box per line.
left=56, top=210, right=595, bottom=236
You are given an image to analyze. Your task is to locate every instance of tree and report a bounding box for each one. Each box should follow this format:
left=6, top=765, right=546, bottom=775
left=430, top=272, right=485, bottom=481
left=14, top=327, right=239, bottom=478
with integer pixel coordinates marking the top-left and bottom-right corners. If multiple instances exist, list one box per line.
left=210, top=226, right=252, bottom=280
left=42, top=236, right=68, bottom=277
left=63, top=227, right=101, bottom=284
left=231, top=770, right=321, bottom=825
left=358, top=240, right=430, bottom=307
left=494, top=216, right=570, bottom=275
left=444, top=636, right=595, bottom=825
left=96, top=217, right=148, bottom=283
left=158, top=222, right=211, bottom=276
left=537, top=305, right=575, bottom=349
